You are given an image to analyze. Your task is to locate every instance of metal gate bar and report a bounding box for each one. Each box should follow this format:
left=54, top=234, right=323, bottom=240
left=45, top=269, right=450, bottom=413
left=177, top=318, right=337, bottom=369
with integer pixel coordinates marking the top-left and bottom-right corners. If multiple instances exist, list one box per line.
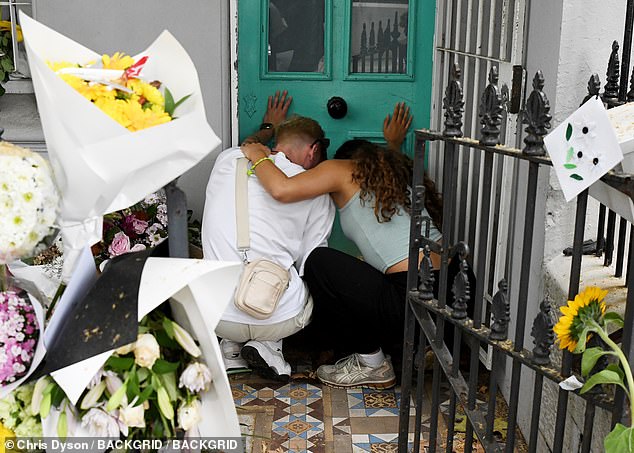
left=398, top=63, right=634, bottom=452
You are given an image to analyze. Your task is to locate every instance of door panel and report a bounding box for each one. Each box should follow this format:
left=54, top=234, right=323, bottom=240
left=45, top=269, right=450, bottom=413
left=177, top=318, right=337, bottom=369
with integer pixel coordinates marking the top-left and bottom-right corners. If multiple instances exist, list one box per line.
left=238, top=0, right=436, bottom=254
left=267, top=0, right=327, bottom=74
left=346, top=0, right=412, bottom=78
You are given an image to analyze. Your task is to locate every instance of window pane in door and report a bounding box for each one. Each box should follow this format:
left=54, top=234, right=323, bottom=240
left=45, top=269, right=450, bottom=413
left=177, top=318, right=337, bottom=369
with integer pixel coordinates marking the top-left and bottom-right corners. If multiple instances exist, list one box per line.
left=268, top=0, right=325, bottom=73
left=350, top=0, right=409, bottom=74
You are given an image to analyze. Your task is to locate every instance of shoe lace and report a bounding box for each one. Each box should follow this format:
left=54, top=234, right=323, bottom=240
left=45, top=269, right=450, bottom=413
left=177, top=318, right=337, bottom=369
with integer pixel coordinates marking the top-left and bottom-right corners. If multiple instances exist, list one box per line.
left=334, top=354, right=364, bottom=372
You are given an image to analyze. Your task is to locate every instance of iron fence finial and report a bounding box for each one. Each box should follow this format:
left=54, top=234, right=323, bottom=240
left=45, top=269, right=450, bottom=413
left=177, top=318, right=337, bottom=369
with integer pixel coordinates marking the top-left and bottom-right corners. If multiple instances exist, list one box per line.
left=603, top=40, right=622, bottom=107
left=582, top=73, right=602, bottom=106
left=531, top=298, right=556, bottom=366
left=522, top=70, right=551, bottom=156
left=479, top=66, right=504, bottom=146
left=443, top=62, right=465, bottom=138
left=418, top=245, right=435, bottom=301
left=489, top=279, right=510, bottom=341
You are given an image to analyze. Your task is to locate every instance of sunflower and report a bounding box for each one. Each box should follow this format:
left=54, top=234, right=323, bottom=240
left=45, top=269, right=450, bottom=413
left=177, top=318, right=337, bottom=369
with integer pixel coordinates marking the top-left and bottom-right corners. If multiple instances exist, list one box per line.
left=554, top=286, right=608, bottom=352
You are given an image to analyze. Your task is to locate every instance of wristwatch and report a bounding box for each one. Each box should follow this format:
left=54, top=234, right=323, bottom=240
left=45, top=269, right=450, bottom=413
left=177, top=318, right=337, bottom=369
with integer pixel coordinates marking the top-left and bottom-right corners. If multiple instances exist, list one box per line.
left=259, top=122, right=274, bottom=131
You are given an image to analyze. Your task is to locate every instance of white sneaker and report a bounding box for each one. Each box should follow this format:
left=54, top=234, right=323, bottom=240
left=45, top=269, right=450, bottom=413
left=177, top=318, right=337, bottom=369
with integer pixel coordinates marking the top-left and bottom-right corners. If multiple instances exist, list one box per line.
left=316, top=353, right=396, bottom=389
left=220, top=339, right=248, bottom=371
left=241, top=339, right=291, bottom=382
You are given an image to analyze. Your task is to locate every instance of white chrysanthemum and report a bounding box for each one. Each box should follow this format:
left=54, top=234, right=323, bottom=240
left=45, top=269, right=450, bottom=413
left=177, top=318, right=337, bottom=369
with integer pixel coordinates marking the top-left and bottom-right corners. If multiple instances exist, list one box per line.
left=0, top=142, right=59, bottom=264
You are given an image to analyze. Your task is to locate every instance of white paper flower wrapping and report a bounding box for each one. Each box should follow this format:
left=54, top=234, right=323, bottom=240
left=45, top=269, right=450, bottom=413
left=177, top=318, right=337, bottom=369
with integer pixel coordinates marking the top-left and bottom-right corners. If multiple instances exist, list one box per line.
left=19, top=13, right=221, bottom=280
left=0, top=141, right=59, bottom=264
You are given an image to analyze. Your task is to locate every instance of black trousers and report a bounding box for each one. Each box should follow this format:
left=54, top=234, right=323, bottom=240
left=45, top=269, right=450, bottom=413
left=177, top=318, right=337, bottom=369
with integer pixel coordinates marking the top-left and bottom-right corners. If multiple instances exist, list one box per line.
left=302, top=247, right=477, bottom=356
left=302, top=247, right=407, bottom=354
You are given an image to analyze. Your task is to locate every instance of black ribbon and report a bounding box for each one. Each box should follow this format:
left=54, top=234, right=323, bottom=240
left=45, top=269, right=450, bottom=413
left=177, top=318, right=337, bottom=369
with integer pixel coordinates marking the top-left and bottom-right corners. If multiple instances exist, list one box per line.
left=27, top=242, right=169, bottom=381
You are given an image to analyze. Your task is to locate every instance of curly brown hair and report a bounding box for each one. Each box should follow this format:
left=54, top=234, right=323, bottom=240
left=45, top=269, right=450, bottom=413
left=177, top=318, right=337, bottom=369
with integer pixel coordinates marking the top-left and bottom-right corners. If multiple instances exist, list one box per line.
left=334, top=140, right=443, bottom=228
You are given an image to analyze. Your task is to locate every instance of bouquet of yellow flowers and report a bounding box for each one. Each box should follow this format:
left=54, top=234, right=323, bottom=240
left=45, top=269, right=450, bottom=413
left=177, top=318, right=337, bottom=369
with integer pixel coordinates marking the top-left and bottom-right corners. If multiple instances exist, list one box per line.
left=20, top=13, right=220, bottom=282
left=49, top=52, right=189, bottom=132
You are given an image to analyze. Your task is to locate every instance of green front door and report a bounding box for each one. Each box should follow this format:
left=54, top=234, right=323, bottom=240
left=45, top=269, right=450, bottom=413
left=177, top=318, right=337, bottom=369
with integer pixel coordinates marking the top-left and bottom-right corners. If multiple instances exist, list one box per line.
left=238, top=0, right=436, bottom=254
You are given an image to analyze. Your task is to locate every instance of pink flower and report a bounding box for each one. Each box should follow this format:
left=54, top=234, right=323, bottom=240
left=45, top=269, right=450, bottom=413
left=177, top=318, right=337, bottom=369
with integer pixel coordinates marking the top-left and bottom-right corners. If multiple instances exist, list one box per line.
left=0, top=290, right=39, bottom=385
left=108, top=232, right=131, bottom=257
left=131, top=218, right=149, bottom=235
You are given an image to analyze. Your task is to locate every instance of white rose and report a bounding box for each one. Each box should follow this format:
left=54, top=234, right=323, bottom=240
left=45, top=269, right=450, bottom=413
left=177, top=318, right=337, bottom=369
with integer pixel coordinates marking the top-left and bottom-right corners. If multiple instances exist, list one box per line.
left=178, top=362, right=212, bottom=393
left=118, top=402, right=145, bottom=429
left=115, top=341, right=135, bottom=355
left=134, top=334, right=160, bottom=369
left=177, top=400, right=202, bottom=432
left=81, top=408, right=120, bottom=437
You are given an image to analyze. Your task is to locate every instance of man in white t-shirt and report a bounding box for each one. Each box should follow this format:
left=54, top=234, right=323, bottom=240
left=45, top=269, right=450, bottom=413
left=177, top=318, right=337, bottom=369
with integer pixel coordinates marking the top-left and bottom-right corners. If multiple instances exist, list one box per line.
left=201, top=114, right=334, bottom=381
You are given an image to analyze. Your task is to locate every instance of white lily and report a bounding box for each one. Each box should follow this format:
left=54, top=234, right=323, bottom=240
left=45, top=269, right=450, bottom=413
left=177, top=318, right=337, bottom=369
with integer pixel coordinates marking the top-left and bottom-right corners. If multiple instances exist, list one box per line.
left=30, top=376, right=50, bottom=416
left=80, top=380, right=106, bottom=410
left=171, top=321, right=201, bottom=357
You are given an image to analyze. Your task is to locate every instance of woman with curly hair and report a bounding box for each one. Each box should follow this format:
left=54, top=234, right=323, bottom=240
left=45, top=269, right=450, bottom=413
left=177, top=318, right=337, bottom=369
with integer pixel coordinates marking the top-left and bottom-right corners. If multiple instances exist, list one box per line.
left=241, top=103, right=443, bottom=389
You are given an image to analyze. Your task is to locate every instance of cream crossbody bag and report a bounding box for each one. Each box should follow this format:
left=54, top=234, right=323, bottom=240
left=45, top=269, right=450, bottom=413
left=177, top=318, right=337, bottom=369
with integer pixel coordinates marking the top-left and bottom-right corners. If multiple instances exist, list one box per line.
left=233, top=157, right=290, bottom=320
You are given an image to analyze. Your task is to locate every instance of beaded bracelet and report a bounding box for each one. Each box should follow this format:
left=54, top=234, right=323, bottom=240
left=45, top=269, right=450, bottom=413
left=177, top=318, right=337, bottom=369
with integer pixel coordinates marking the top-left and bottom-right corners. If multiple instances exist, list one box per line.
left=247, top=156, right=273, bottom=176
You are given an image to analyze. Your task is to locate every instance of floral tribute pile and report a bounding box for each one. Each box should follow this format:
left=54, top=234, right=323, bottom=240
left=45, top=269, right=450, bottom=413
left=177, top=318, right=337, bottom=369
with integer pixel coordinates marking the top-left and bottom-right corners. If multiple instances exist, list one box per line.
left=91, top=191, right=168, bottom=268
left=49, top=52, right=189, bottom=132
left=0, top=142, right=55, bottom=389
left=0, top=308, right=212, bottom=441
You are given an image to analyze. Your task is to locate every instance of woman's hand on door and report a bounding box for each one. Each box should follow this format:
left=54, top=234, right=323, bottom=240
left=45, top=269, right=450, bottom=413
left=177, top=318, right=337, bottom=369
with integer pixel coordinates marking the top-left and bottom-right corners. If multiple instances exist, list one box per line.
left=383, top=102, right=413, bottom=151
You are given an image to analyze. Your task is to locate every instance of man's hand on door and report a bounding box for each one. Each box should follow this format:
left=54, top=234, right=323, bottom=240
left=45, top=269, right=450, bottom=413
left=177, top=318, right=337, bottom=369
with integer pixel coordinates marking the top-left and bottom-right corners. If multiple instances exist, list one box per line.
left=263, top=90, right=292, bottom=127
left=241, top=90, right=293, bottom=146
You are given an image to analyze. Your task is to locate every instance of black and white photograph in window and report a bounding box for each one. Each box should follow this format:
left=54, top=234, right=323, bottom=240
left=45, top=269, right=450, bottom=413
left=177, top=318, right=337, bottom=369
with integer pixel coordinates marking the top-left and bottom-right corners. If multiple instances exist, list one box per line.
left=350, top=0, right=408, bottom=74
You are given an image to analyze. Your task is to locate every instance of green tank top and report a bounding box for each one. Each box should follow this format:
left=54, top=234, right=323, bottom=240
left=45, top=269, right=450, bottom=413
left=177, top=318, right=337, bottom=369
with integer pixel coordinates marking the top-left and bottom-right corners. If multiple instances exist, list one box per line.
left=339, top=191, right=442, bottom=273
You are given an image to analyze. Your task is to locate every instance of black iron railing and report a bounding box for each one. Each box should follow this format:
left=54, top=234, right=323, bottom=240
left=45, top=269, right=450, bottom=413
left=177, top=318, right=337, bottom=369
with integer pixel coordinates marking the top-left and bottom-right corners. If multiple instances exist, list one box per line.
left=397, top=60, right=634, bottom=452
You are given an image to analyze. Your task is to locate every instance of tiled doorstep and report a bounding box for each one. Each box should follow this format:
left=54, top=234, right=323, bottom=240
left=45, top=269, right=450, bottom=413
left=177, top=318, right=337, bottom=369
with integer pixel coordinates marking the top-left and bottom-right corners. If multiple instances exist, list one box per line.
left=231, top=377, right=431, bottom=453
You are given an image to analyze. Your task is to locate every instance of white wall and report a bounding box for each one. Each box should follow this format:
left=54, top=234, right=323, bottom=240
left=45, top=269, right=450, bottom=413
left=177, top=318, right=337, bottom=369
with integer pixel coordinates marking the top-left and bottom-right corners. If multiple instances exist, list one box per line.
left=32, top=0, right=231, bottom=220
left=532, top=0, right=627, bottom=450
left=544, top=0, right=626, bottom=262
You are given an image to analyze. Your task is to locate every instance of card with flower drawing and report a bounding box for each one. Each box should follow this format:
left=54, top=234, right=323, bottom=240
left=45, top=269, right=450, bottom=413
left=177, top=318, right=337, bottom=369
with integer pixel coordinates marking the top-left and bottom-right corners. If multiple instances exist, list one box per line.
left=544, top=96, right=623, bottom=201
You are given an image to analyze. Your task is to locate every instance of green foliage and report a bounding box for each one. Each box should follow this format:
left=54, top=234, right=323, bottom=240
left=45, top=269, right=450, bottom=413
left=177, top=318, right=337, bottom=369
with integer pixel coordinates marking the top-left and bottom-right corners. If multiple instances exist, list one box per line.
left=581, top=346, right=616, bottom=376
left=105, top=355, right=135, bottom=372
left=164, top=87, right=192, bottom=118
left=604, top=423, right=634, bottom=452
left=580, top=367, right=627, bottom=395
left=604, top=311, right=625, bottom=329
left=0, top=29, right=14, bottom=95
left=573, top=326, right=592, bottom=353
left=152, top=359, right=180, bottom=375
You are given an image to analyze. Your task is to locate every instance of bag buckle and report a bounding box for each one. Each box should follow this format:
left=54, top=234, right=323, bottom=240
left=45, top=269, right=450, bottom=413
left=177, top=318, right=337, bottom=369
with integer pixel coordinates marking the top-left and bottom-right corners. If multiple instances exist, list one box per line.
left=239, top=249, right=249, bottom=264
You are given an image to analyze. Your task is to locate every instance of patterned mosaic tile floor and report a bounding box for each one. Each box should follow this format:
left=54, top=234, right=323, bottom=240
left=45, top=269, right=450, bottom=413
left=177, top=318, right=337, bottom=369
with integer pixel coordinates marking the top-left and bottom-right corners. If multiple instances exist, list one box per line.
left=230, top=372, right=433, bottom=453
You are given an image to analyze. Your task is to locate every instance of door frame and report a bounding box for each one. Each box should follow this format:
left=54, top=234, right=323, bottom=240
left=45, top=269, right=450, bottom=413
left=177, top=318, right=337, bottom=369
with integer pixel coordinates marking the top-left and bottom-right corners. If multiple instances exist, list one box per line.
left=230, top=0, right=239, bottom=147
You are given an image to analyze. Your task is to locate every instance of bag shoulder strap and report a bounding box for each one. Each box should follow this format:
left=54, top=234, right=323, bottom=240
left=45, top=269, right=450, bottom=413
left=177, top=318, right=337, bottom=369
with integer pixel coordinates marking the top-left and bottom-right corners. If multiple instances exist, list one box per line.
left=236, top=157, right=250, bottom=260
